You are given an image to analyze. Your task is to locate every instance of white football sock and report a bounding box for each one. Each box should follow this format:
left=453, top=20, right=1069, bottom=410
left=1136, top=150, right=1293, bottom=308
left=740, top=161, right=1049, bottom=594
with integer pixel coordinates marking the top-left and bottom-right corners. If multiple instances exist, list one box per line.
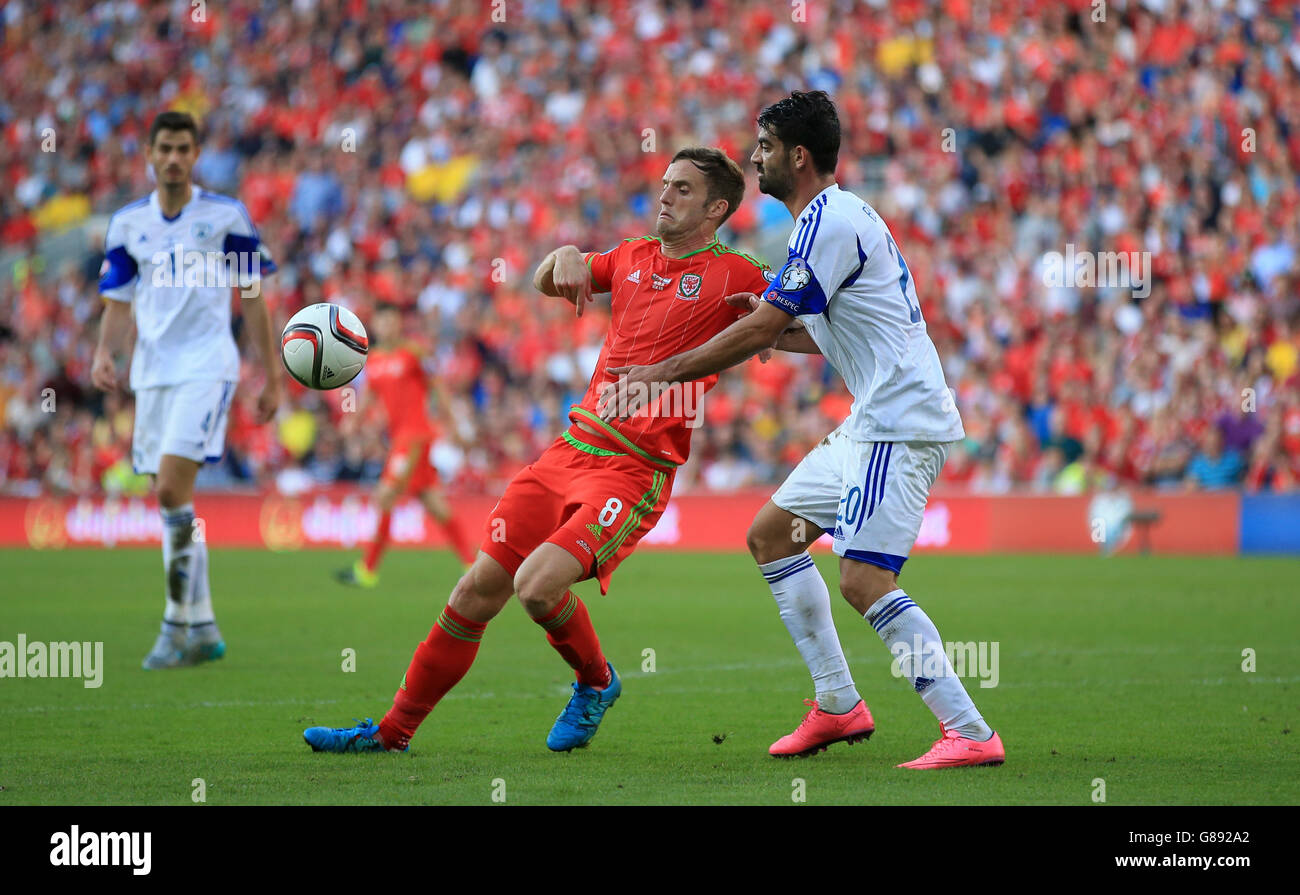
left=759, top=552, right=861, bottom=714
left=186, top=531, right=216, bottom=629
left=864, top=588, right=993, bottom=741
left=160, top=503, right=195, bottom=626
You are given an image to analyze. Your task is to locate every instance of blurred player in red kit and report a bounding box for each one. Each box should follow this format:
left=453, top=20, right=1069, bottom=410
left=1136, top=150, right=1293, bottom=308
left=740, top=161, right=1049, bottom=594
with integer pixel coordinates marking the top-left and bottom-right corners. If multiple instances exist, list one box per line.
left=335, top=302, right=475, bottom=587
left=305, top=147, right=776, bottom=754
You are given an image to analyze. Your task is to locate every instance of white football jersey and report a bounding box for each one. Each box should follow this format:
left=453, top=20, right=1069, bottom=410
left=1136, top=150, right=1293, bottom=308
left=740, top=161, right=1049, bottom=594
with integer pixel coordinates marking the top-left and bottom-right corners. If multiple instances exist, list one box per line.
left=98, top=189, right=276, bottom=389
left=761, top=184, right=964, bottom=443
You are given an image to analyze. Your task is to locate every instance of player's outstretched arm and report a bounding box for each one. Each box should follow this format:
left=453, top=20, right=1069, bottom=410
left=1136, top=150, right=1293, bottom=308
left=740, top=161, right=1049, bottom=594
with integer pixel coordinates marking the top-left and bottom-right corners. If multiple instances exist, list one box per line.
left=91, top=299, right=133, bottom=392
left=658, top=296, right=790, bottom=381
left=725, top=291, right=820, bottom=356
left=598, top=297, right=789, bottom=421
left=534, top=245, right=594, bottom=316
left=775, top=323, right=821, bottom=354
left=241, top=295, right=284, bottom=424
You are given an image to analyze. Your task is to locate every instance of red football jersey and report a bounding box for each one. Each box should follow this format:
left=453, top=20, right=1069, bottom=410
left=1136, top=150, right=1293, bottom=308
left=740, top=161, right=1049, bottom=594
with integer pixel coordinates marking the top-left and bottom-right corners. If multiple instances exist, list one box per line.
left=574, top=235, right=771, bottom=465
left=365, top=345, right=435, bottom=440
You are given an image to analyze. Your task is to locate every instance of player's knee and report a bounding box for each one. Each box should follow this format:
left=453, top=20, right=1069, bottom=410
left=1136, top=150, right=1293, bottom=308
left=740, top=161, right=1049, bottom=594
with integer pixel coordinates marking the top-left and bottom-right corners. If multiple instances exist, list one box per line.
left=746, top=518, right=791, bottom=564
left=476, top=555, right=514, bottom=596
left=512, top=571, right=548, bottom=616
left=156, top=481, right=187, bottom=509
left=512, top=567, right=566, bottom=618
left=449, top=558, right=511, bottom=621
left=839, top=564, right=897, bottom=614
left=513, top=545, right=582, bottom=618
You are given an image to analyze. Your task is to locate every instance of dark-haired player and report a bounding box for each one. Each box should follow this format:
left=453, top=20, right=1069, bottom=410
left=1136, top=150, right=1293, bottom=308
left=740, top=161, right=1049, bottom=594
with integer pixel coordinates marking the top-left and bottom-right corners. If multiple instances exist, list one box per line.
left=92, top=110, right=280, bottom=669
left=335, top=302, right=476, bottom=586
left=305, top=147, right=772, bottom=754
left=601, top=92, right=1004, bottom=769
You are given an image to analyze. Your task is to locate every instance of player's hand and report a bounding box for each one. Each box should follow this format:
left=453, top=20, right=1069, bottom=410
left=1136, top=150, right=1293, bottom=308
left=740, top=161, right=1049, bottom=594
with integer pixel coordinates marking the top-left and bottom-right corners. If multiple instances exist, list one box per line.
left=724, top=292, right=761, bottom=313
left=91, top=351, right=121, bottom=392
left=597, top=364, right=656, bottom=421
left=255, top=377, right=283, bottom=424
left=553, top=249, right=593, bottom=317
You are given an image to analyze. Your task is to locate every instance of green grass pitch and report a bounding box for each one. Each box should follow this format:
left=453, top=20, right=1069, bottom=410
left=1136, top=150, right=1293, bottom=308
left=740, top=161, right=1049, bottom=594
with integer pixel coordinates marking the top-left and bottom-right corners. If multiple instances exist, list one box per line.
left=1, top=547, right=1296, bottom=805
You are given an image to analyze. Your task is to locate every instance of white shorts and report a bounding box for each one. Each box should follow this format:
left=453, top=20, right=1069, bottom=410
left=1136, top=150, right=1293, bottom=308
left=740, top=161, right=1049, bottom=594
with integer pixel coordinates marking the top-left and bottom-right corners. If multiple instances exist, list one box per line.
left=132, top=380, right=236, bottom=475
left=771, top=427, right=951, bottom=574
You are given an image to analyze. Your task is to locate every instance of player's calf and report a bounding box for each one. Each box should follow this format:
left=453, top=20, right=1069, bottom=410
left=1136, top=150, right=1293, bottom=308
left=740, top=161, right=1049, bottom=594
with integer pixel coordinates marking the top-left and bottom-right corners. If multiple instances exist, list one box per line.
left=516, top=544, right=616, bottom=749
left=858, top=580, right=998, bottom=748
left=304, top=555, right=514, bottom=755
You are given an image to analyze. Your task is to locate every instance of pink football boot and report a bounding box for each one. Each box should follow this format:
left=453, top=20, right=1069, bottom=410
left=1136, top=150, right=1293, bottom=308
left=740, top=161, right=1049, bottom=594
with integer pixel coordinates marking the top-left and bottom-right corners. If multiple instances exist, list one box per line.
left=897, top=724, right=1005, bottom=769
left=769, top=699, right=875, bottom=758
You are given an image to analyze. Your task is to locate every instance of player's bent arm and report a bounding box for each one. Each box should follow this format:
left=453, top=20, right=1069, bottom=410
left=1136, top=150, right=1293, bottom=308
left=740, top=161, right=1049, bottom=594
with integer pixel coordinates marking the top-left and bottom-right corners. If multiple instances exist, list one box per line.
left=533, top=248, right=562, bottom=295
left=775, top=322, right=821, bottom=355
left=533, top=245, right=587, bottom=298
left=657, top=300, right=791, bottom=383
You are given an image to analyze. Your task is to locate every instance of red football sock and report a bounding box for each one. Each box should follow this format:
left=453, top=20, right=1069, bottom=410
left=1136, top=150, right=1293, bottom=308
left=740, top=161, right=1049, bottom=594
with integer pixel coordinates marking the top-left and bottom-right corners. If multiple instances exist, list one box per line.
left=534, top=591, right=610, bottom=689
left=363, top=510, right=392, bottom=573
left=378, top=605, right=486, bottom=749
left=441, top=515, right=475, bottom=566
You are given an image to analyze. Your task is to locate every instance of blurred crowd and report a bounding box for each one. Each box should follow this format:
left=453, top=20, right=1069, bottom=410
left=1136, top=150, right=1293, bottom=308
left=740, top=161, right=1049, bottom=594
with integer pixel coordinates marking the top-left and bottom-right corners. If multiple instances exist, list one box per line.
left=1, top=0, right=1297, bottom=497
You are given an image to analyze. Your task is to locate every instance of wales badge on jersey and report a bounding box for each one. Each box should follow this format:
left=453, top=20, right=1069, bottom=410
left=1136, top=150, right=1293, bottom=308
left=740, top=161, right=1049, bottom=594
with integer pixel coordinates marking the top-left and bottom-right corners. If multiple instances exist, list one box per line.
left=676, top=273, right=702, bottom=300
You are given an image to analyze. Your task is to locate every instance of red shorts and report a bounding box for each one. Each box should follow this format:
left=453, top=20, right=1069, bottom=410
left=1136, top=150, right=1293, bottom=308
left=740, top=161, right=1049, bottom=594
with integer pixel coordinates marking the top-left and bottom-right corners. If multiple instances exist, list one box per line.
left=480, top=424, right=675, bottom=594
left=381, top=433, right=439, bottom=495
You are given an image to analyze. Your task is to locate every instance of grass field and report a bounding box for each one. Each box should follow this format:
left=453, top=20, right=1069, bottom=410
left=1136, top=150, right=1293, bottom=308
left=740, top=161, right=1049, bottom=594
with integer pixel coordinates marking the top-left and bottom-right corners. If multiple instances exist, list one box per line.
left=1, top=547, right=1296, bottom=806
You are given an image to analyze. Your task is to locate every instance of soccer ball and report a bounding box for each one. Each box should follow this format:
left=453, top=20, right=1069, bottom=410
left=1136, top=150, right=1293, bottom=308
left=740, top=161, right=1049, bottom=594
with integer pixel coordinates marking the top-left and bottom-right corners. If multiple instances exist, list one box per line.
left=281, top=303, right=369, bottom=390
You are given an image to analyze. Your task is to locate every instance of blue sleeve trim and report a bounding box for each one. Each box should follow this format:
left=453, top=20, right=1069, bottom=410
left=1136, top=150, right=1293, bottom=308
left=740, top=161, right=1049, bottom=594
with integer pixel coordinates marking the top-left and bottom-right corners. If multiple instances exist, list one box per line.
left=761, top=251, right=829, bottom=315
left=223, top=232, right=278, bottom=275
left=98, top=246, right=139, bottom=292
left=223, top=232, right=258, bottom=254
